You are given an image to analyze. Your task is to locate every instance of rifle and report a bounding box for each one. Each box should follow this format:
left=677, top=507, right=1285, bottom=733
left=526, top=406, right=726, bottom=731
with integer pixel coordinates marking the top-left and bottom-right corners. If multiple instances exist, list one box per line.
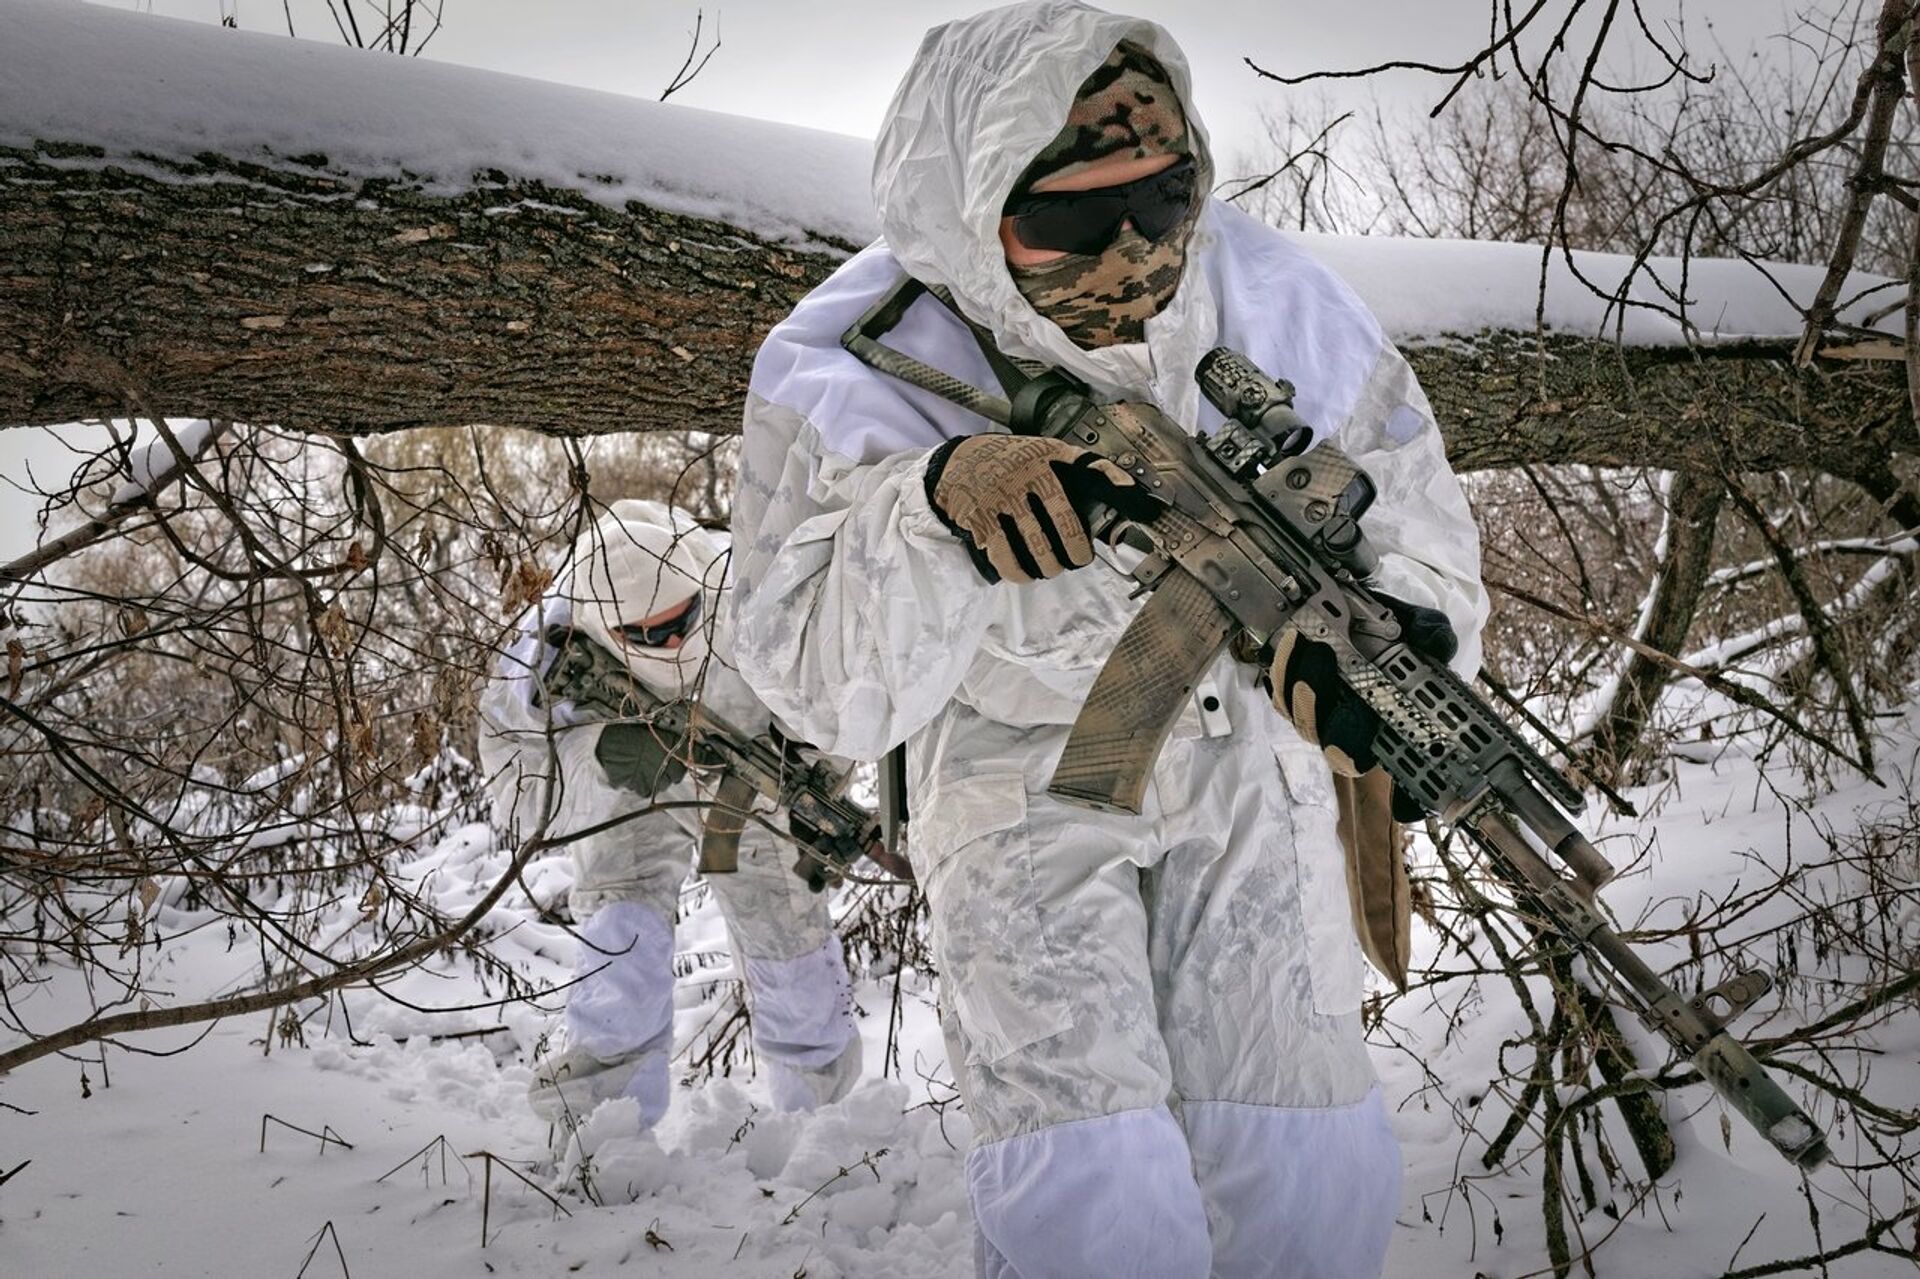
left=842, top=275, right=1830, bottom=1170
left=540, top=627, right=881, bottom=892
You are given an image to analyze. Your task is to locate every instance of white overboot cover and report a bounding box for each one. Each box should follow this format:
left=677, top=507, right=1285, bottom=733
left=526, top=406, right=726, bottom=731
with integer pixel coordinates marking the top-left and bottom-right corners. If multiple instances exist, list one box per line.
left=744, top=933, right=861, bottom=1111
left=529, top=901, right=674, bottom=1129
left=968, top=1105, right=1211, bottom=1279
left=1184, top=1088, right=1402, bottom=1279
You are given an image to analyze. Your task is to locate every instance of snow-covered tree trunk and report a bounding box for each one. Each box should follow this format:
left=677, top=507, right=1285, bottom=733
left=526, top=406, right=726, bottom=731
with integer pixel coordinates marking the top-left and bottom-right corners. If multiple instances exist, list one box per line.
left=1577, top=471, right=1725, bottom=782
left=0, top=143, right=840, bottom=438
left=2, top=158, right=1914, bottom=486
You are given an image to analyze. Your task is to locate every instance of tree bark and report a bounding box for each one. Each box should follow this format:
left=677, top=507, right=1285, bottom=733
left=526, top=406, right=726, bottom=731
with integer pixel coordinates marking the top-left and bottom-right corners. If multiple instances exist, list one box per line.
left=2, top=140, right=1914, bottom=483
left=0, top=142, right=844, bottom=439
left=1413, top=333, right=1914, bottom=482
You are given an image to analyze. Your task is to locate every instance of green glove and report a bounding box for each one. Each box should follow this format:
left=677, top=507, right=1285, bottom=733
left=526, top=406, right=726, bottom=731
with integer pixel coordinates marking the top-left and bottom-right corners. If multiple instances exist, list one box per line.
left=594, top=720, right=690, bottom=797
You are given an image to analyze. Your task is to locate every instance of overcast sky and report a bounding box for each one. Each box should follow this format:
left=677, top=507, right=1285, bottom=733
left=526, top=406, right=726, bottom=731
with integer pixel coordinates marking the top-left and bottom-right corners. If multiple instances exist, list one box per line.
left=1, top=0, right=1841, bottom=560
left=118, top=0, right=1817, bottom=168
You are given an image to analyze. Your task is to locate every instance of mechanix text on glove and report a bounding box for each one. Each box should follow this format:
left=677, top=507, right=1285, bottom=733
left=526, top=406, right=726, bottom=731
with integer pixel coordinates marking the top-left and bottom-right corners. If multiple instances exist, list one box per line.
left=924, top=433, right=1142, bottom=584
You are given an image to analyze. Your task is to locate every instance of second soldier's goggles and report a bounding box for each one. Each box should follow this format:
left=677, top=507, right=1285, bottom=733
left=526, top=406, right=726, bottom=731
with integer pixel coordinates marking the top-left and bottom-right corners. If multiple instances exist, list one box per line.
left=1003, top=155, right=1199, bottom=256
left=619, top=592, right=702, bottom=648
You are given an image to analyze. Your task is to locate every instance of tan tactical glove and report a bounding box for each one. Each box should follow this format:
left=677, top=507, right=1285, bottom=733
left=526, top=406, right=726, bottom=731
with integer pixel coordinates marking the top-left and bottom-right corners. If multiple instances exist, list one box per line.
left=924, top=433, right=1142, bottom=584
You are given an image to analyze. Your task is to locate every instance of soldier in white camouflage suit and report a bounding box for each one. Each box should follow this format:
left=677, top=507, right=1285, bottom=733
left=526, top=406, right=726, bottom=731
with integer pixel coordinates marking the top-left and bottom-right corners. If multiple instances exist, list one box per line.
left=478, top=500, right=863, bottom=1133
left=729, top=3, right=1487, bottom=1275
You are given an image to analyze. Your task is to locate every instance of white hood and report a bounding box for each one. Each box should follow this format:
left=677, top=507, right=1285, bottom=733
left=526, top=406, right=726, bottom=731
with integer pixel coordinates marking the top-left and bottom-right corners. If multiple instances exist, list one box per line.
left=566, top=498, right=726, bottom=697
left=872, top=0, right=1217, bottom=412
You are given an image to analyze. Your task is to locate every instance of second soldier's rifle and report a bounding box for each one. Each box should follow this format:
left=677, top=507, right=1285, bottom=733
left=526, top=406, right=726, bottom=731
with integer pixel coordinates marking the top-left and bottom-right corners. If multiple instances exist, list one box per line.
left=541, top=627, right=881, bottom=891
left=842, top=275, right=1831, bottom=1170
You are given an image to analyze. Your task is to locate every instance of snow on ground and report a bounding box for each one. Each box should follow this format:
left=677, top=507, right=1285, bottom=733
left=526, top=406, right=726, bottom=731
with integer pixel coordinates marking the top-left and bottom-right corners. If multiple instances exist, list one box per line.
left=2, top=831, right=976, bottom=1278
left=4, top=708, right=1917, bottom=1276
left=1, top=1012, right=973, bottom=1277
left=3, top=0, right=1899, bottom=344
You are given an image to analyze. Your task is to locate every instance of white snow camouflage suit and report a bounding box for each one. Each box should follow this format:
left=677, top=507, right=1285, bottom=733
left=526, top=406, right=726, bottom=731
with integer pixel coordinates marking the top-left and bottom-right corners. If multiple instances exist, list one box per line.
left=728, top=4, right=1488, bottom=1275
left=477, top=501, right=861, bottom=1123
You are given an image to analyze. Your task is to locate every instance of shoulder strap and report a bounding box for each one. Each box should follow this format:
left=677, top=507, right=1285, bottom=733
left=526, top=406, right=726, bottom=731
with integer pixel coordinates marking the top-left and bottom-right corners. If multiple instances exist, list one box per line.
left=843, top=274, right=1066, bottom=430
left=921, top=283, right=1039, bottom=402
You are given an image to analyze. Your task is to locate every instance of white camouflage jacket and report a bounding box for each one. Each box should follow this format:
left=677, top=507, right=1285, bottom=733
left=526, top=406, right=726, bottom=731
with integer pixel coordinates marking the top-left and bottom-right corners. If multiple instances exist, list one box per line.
left=729, top=1, right=1486, bottom=803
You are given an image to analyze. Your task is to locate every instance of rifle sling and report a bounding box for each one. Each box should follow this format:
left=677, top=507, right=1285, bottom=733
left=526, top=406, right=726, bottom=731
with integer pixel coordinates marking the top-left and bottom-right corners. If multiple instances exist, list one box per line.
left=841, top=274, right=1055, bottom=430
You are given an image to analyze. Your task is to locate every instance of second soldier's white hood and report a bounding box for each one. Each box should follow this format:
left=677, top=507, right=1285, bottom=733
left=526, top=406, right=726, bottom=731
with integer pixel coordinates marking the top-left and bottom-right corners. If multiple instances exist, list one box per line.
left=871, top=0, right=1218, bottom=415
left=566, top=498, right=726, bottom=698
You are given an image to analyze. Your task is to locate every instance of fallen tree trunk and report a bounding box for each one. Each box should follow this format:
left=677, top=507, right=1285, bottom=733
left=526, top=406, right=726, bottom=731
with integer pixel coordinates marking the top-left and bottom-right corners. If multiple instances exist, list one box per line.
left=3, top=141, right=1914, bottom=482
left=1414, top=332, right=1915, bottom=481
left=0, top=143, right=843, bottom=440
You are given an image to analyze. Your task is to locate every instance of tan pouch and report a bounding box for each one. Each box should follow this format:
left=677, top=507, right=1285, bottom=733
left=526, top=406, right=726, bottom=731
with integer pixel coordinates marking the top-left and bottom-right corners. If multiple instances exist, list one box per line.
left=1334, top=767, right=1411, bottom=991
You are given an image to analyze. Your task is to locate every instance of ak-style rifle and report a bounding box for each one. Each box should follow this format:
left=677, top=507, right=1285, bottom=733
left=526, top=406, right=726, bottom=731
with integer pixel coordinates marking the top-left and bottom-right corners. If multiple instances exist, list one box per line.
left=542, top=627, right=880, bottom=891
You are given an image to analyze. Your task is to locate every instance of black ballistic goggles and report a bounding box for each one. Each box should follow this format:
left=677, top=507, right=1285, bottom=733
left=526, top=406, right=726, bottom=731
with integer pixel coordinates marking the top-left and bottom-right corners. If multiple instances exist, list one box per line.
left=1005, top=155, right=1199, bottom=255
left=619, top=592, right=702, bottom=648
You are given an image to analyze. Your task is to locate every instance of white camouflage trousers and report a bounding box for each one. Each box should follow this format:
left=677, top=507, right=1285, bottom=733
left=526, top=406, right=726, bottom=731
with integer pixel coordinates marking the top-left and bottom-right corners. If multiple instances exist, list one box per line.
left=910, top=661, right=1402, bottom=1278
left=567, top=814, right=857, bottom=1117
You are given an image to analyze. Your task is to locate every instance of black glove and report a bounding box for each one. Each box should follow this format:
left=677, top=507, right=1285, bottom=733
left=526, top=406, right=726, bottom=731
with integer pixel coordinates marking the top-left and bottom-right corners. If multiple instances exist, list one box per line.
left=1267, top=592, right=1458, bottom=783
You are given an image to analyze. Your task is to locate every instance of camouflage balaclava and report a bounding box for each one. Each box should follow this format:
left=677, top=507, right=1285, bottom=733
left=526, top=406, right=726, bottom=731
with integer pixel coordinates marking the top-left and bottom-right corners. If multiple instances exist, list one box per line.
left=1007, top=41, right=1199, bottom=349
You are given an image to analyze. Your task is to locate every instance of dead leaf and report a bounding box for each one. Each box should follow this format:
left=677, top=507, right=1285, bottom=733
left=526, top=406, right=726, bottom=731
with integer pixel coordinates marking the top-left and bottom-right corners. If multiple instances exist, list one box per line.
left=344, top=540, right=369, bottom=572
left=501, top=560, right=554, bottom=617
left=6, top=638, right=22, bottom=700
left=412, top=711, right=440, bottom=764
left=137, top=877, right=160, bottom=916
left=315, top=603, right=353, bottom=651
